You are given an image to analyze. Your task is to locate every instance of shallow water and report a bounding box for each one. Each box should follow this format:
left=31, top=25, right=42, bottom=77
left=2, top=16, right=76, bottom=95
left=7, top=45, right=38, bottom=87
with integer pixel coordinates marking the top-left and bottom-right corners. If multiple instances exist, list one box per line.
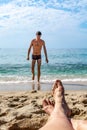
left=0, top=48, right=87, bottom=86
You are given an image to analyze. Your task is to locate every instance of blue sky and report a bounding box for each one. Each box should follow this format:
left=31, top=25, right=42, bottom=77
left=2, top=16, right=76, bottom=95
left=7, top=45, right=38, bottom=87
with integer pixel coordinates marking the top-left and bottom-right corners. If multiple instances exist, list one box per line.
left=0, top=0, right=87, bottom=48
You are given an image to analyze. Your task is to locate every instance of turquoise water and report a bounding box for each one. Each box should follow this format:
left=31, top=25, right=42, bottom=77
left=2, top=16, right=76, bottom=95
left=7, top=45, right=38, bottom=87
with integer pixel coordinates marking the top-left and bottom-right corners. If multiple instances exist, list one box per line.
left=0, top=48, right=87, bottom=84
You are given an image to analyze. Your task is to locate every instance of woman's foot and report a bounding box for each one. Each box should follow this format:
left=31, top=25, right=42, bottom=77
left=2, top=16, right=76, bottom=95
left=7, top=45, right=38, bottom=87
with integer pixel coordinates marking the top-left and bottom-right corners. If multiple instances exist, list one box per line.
left=40, top=81, right=74, bottom=130
left=43, top=99, right=54, bottom=115
left=52, top=80, right=64, bottom=95
left=43, top=80, right=71, bottom=117
left=52, top=80, right=71, bottom=117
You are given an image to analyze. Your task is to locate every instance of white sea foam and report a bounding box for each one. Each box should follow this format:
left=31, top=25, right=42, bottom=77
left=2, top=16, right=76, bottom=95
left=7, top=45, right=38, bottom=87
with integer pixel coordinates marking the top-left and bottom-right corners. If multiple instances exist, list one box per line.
left=0, top=75, right=87, bottom=84
left=62, top=79, right=87, bottom=82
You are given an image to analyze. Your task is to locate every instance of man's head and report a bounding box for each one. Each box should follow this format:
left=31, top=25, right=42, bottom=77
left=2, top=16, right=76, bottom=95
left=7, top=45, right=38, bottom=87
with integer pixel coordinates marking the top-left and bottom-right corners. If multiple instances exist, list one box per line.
left=36, top=31, right=42, bottom=39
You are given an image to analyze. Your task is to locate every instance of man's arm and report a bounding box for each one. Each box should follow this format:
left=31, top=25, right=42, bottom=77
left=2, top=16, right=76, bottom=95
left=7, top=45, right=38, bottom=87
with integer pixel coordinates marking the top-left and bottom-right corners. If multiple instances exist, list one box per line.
left=43, top=42, right=48, bottom=63
left=27, top=41, right=33, bottom=60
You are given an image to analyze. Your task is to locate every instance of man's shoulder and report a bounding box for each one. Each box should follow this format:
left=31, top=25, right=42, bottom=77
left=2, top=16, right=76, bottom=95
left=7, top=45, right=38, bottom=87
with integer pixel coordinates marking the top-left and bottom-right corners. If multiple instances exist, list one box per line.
left=31, top=39, right=36, bottom=45
left=31, top=39, right=36, bottom=42
left=40, top=39, right=45, bottom=44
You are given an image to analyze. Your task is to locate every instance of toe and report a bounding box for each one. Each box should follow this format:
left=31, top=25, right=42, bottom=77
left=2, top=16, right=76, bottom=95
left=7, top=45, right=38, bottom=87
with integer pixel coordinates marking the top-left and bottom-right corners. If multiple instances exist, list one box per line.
left=52, top=80, right=63, bottom=95
left=43, top=99, right=48, bottom=107
left=52, top=80, right=59, bottom=95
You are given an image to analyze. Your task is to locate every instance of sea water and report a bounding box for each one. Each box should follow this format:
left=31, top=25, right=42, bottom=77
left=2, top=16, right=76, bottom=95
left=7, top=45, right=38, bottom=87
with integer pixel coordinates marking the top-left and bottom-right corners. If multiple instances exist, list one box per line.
left=0, top=48, right=87, bottom=84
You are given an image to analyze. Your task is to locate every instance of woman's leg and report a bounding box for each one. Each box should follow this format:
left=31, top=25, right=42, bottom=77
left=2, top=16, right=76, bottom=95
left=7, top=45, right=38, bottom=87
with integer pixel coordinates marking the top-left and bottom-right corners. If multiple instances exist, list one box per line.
left=42, top=80, right=87, bottom=130
left=52, top=80, right=71, bottom=117
left=40, top=80, right=74, bottom=130
left=71, top=119, right=87, bottom=130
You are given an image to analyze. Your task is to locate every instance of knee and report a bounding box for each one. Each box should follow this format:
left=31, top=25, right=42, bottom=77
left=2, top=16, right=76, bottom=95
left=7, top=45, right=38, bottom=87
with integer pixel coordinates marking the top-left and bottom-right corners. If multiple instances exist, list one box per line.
left=31, top=68, right=34, bottom=73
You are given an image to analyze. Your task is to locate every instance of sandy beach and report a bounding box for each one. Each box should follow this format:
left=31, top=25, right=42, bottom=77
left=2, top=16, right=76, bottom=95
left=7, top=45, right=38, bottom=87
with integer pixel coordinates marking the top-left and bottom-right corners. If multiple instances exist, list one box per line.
left=0, top=86, right=87, bottom=130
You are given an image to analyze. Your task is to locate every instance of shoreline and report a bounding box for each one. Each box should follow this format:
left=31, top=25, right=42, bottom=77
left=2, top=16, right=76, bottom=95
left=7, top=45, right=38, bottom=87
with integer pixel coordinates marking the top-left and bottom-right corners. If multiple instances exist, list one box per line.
left=0, top=81, right=87, bottom=92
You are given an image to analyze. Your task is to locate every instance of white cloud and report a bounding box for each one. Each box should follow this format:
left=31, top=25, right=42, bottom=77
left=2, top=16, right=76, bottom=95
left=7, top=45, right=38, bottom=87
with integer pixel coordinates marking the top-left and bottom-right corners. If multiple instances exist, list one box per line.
left=0, top=0, right=87, bottom=48
left=0, top=0, right=87, bottom=34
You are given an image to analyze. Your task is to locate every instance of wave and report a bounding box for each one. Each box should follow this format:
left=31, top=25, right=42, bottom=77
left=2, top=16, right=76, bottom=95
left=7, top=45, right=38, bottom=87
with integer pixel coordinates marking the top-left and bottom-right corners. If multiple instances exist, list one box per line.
left=41, top=78, right=87, bottom=83
left=0, top=75, right=87, bottom=84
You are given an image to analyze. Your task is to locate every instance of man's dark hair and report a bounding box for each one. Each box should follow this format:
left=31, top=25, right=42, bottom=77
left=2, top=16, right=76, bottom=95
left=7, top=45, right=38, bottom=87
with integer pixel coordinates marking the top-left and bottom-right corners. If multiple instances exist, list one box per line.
left=36, top=31, right=42, bottom=36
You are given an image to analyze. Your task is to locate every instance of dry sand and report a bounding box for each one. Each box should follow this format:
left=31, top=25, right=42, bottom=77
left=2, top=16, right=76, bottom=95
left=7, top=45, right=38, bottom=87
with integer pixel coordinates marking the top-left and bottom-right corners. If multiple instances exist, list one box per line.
left=0, top=90, right=87, bottom=130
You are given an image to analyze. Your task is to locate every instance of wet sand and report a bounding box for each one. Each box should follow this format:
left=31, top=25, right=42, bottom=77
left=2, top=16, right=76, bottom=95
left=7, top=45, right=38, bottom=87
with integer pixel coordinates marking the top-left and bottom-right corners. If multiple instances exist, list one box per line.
left=0, top=81, right=87, bottom=91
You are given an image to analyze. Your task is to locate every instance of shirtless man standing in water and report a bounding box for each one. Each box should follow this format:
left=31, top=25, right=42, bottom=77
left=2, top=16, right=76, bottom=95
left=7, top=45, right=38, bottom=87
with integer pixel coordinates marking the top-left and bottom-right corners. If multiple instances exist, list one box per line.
left=27, top=31, right=48, bottom=82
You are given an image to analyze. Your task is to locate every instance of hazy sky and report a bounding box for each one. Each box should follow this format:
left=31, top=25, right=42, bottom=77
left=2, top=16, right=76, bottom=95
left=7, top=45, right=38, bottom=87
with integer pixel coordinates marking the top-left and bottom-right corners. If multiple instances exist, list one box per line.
left=0, top=0, right=87, bottom=48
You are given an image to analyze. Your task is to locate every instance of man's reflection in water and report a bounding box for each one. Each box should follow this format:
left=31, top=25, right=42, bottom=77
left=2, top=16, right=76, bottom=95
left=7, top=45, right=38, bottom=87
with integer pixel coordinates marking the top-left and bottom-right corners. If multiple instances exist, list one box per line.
left=31, top=82, right=41, bottom=91
left=37, top=83, right=41, bottom=90
left=32, top=82, right=35, bottom=90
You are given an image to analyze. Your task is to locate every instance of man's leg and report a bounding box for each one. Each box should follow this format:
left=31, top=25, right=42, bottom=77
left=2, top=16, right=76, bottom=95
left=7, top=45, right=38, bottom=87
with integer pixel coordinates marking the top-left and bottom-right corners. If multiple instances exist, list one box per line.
left=37, top=59, right=41, bottom=82
left=40, top=81, right=74, bottom=130
left=31, top=60, right=36, bottom=80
